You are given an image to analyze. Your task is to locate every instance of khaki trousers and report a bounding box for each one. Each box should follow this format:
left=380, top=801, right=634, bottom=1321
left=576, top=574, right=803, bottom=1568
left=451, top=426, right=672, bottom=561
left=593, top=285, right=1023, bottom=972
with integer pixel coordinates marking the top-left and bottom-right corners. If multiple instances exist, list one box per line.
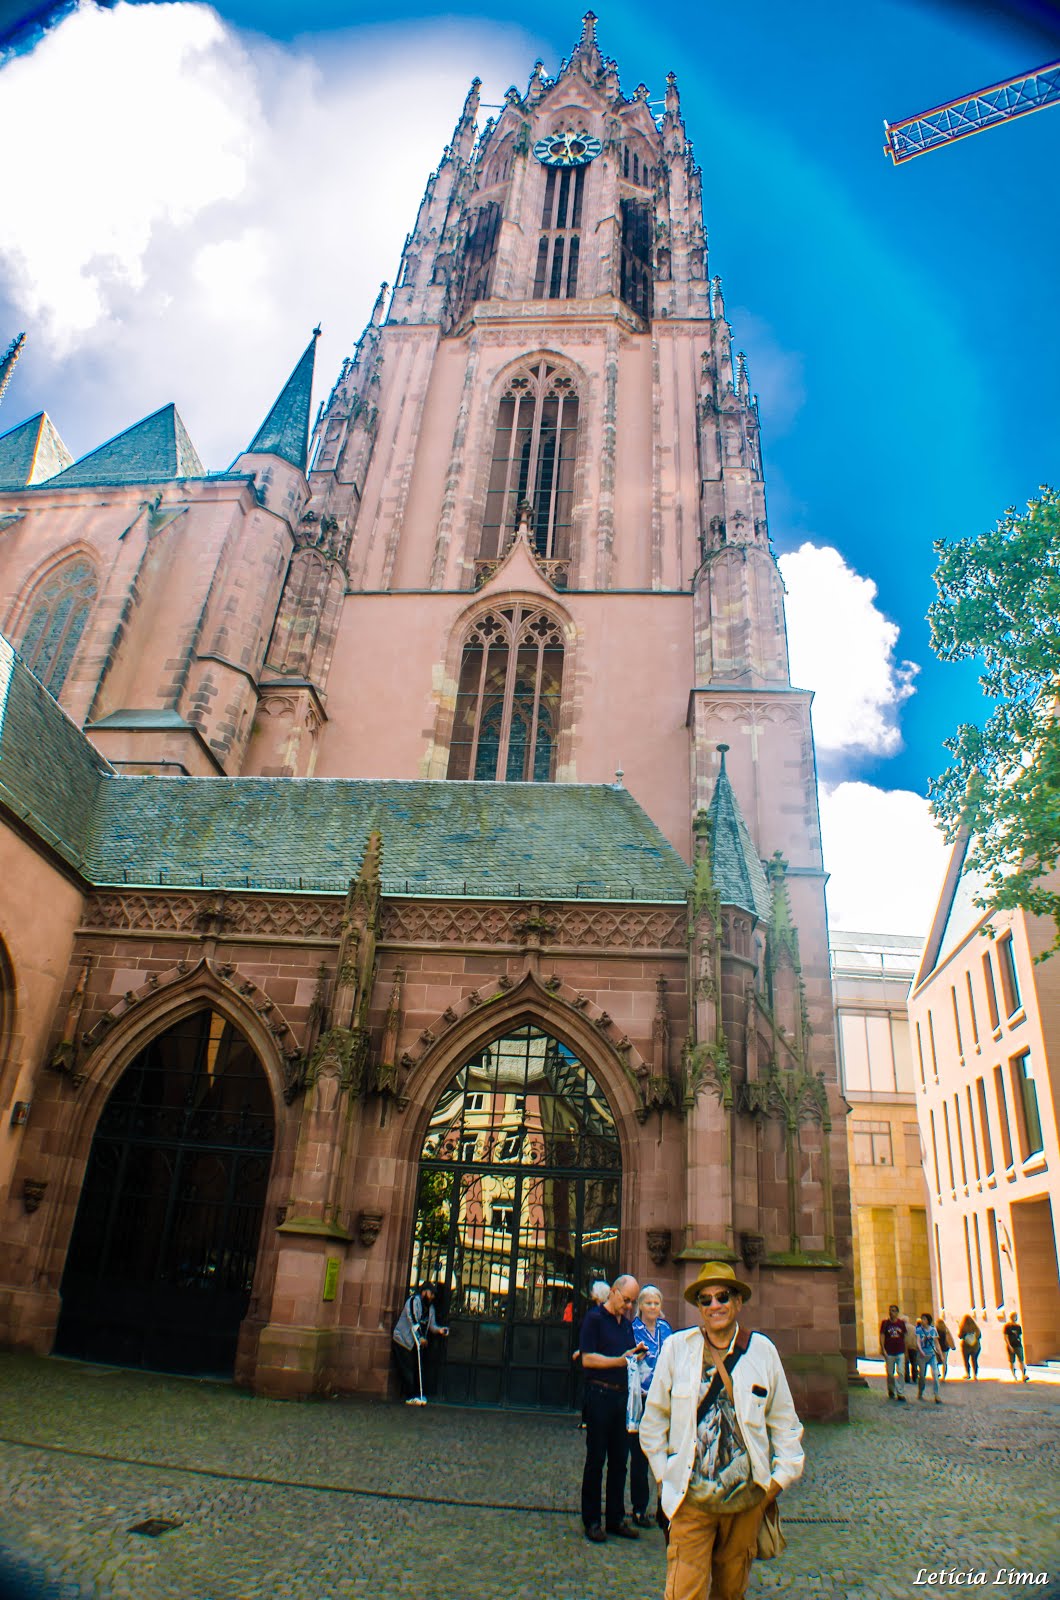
left=663, top=1497, right=766, bottom=1600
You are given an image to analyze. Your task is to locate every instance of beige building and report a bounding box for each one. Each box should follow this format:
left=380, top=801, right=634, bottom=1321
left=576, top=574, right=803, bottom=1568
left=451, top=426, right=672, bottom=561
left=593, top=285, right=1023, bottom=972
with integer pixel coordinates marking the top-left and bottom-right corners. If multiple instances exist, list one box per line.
left=909, top=840, right=1060, bottom=1368
left=832, top=930, right=932, bottom=1356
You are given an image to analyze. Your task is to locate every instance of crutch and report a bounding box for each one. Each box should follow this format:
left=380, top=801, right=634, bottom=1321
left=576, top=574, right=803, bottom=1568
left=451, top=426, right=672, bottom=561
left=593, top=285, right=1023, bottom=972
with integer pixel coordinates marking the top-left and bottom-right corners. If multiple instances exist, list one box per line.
left=409, top=1331, right=427, bottom=1405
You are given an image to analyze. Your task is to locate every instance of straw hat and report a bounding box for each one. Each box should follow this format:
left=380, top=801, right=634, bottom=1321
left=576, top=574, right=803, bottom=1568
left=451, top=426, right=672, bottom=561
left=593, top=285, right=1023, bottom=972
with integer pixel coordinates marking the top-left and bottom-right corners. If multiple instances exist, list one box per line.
left=683, top=1261, right=753, bottom=1306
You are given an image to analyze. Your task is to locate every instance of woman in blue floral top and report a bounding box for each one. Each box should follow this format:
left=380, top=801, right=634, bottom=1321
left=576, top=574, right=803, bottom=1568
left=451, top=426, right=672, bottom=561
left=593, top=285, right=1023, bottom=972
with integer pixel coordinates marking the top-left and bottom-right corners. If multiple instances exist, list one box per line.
left=628, top=1286, right=674, bottom=1525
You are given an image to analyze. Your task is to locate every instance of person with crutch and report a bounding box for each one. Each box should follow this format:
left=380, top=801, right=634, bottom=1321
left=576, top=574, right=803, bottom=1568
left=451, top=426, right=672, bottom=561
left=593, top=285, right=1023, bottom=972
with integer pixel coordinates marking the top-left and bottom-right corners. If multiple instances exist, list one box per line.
left=392, top=1281, right=448, bottom=1404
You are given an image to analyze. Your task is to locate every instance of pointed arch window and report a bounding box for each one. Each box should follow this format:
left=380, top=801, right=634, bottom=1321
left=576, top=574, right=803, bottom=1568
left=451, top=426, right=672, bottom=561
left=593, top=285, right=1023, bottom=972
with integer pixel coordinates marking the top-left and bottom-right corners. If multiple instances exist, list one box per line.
left=533, top=166, right=584, bottom=301
left=17, top=556, right=97, bottom=696
left=481, top=361, right=579, bottom=561
left=447, top=606, right=564, bottom=783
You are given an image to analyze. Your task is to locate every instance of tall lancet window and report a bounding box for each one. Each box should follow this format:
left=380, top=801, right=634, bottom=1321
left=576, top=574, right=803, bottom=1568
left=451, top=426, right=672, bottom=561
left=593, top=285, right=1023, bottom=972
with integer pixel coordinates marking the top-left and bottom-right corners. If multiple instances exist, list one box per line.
left=17, top=555, right=98, bottom=696
left=481, top=362, right=579, bottom=561
left=619, top=200, right=653, bottom=319
left=447, top=606, right=564, bottom=784
left=533, top=166, right=584, bottom=300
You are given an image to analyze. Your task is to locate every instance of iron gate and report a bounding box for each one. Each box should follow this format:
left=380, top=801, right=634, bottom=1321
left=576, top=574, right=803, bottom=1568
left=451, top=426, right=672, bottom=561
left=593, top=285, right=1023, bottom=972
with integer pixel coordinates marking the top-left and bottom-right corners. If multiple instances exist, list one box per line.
left=56, top=1008, right=274, bottom=1376
left=409, top=1024, right=621, bottom=1408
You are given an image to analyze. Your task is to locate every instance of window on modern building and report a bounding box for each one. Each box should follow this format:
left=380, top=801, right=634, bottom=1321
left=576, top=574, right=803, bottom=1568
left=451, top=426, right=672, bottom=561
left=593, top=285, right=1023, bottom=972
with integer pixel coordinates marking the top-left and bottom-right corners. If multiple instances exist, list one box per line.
left=1009, top=1050, right=1044, bottom=1160
left=927, top=1011, right=939, bottom=1081
left=993, top=1064, right=1014, bottom=1169
left=533, top=166, right=585, bottom=299
left=465, top=1092, right=485, bottom=1112
left=481, top=361, right=579, bottom=560
left=972, top=1212, right=987, bottom=1306
left=963, top=1215, right=976, bottom=1305
left=619, top=198, right=653, bottom=318
left=965, top=970, right=979, bottom=1047
left=997, top=934, right=1023, bottom=1017
left=447, top=605, right=564, bottom=783
left=929, top=1110, right=941, bottom=1194
left=976, top=1077, right=995, bottom=1176
left=852, top=1120, right=893, bottom=1166
left=17, top=555, right=98, bottom=697
left=915, top=1021, right=926, bottom=1089
left=903, top=1120, right=923, bottom=1168
left=986, top=1207, right=1005, bottom=1307
left=953, top=1095, right=969, bottom=1186
left=891, top=1016, right=915, bottom=1092
left=983, top=952, right=1000, bottom=1031
left=934, top=1220, right=943, bottom=1294
left=951, top=985, right=964, bottom=1056
left=942, top=1100, right=956, bottom=1189
left=964, top=1085, right=981, bottom=1181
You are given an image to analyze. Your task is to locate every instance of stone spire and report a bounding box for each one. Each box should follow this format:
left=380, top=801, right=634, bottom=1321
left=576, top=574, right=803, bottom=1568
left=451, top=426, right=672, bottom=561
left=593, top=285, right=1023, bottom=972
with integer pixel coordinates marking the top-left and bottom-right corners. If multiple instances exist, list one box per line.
left=245, top=329, right=320, bottom=472
left=706, top=745, right=772, bottom=923
left=0, top=332, right=25, bottom=408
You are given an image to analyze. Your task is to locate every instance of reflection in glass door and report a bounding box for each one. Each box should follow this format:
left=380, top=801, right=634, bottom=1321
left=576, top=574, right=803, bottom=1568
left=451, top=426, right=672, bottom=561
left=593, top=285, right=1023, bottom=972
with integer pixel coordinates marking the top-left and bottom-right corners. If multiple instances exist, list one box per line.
left=409, top=1025, right=621, bottom=1408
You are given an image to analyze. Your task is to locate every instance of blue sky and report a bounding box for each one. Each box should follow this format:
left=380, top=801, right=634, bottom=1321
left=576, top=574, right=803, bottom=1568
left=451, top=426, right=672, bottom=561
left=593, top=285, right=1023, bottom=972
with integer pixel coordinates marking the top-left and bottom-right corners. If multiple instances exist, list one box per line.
left=1, top=0, right=1058, bottom=929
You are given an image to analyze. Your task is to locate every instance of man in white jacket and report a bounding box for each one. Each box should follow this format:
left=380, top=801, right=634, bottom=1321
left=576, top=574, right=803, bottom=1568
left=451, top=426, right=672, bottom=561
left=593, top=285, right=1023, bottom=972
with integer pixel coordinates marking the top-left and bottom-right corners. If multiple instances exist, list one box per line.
left=639, top=1262, right=804, bottom=1600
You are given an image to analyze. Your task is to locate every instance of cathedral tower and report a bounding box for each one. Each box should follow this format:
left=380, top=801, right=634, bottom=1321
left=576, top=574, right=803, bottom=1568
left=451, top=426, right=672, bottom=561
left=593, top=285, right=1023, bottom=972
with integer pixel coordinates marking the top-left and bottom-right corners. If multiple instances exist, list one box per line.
left=0, top=15, right=852, bottom=1417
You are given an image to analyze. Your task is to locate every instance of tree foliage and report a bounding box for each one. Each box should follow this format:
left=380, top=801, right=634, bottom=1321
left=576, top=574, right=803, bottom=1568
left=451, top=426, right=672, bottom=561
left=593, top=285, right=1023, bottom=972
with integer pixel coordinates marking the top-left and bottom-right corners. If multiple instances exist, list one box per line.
left=929, top=486, right=1060, bottom=953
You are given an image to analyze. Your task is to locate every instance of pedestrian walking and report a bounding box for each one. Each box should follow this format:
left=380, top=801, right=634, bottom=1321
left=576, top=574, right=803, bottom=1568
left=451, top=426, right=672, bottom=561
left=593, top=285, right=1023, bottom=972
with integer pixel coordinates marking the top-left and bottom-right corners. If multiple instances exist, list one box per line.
left=916, top=1314, right=943, bottom=1404
left=580, top=1275, right=647, bottom=1543
left=879, top=1304, right=908, bottom=1402
left=640, top=1262, right=804, bottom=1600
left=958, top=1313, right=981, bottom=1379
left=936, top=1314, right=954, bottom=1380
left=391, top=1281, right=448, bottom=1404
left=902, top=1312, right=919, bottom=1387
left=1003, top=1311, right=1030, bottom=1382
left=628, top=1286, right=675, bottom=1525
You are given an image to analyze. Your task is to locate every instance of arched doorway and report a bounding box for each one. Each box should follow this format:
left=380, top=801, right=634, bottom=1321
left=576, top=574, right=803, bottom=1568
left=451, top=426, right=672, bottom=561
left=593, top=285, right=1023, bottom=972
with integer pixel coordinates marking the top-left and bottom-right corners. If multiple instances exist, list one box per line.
left=56, top=1008, right=275, bottom=1376
left=410, top=1023, right=621, bottom=1408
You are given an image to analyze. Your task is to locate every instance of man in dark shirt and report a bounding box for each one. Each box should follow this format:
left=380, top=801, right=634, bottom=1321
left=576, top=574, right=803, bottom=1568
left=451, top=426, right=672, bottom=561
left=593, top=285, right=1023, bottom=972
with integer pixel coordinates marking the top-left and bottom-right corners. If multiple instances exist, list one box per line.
left=579, top=1274, right=646, bottom=1542
left=1003, top=1311, right=1029, bottom=1381
left=879, top=1304, right=908, bottom=1402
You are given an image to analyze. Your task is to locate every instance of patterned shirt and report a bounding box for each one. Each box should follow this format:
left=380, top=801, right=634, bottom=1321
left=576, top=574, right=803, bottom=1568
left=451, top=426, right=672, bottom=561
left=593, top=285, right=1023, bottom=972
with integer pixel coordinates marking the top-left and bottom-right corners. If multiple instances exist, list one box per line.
left=688, top=1335, right=753, bottom=1505
left=631, top=1315, right=674, bottom=1393
left=916, top=1323, right=939, bottom=1361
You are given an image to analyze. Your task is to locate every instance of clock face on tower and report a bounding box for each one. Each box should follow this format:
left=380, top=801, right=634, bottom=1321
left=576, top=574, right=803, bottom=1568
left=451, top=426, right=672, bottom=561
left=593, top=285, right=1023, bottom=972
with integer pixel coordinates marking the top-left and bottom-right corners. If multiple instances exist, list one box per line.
left=533, top=130, right=603, bottom=167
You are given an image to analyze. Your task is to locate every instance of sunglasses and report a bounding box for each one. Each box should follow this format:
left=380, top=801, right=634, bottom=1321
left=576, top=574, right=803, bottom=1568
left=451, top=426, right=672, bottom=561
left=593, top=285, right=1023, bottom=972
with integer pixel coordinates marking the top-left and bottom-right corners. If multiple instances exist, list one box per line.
left=697, top=1290, right=732, bottom=1307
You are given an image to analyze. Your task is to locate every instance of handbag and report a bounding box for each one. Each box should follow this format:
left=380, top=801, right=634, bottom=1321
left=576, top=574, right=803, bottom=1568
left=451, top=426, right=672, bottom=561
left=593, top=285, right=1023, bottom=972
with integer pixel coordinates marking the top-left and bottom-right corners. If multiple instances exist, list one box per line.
left=707, top=1344, right=786, bottom=1561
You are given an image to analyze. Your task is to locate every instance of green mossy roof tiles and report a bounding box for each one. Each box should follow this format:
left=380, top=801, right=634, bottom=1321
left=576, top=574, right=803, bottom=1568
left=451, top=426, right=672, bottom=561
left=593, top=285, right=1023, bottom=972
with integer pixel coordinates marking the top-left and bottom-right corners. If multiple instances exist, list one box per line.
left=48, top=404, right=205, bottom=488
left=706, top=755, right=772, bottom=922
left=0, top=411, right=73, bottom=489
left=86, top=776, right=691, bottom=899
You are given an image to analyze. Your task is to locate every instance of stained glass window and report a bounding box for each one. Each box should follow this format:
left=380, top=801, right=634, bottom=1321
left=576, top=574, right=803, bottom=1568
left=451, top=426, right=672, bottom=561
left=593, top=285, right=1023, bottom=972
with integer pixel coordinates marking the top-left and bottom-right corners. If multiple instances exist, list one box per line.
left=18, top=557, right=97, bottom=696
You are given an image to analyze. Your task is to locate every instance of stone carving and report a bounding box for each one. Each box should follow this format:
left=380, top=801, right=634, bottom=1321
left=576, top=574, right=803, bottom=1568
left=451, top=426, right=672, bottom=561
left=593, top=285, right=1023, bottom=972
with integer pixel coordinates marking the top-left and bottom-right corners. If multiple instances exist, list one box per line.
left=646, top=1228, right=671, bottom=1267
left=357, top=1209, right=384, bottom=1248
left=82, top=891, right=343, bottom=941
left=379, top=901, right=685, bottom=952
left=739, top=1231, right=766, bottom=1269
left=683, top=1040, right=732, bottom=1109
left=22, top=1179, right=47, bottom=1214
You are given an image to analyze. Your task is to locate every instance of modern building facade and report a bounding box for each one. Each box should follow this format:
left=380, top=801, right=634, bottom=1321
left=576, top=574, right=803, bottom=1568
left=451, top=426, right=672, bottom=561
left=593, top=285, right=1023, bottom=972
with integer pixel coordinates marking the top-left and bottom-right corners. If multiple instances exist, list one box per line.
left=910, top=839, right=1060, bottom=1368
left=831, top=929, right=932, bottom=1356
left=0, top=16, right=852, bottom=1415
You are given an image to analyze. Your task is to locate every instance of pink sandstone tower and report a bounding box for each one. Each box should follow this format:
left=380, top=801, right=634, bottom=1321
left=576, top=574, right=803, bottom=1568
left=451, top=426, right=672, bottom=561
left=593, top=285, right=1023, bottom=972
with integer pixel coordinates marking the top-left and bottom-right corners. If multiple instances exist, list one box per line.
left=0, top=15, right=853, bottom=1416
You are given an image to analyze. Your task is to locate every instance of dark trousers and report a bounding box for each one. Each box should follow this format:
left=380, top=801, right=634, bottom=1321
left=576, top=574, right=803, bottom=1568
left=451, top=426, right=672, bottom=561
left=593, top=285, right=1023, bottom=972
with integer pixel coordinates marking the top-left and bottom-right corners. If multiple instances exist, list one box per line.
left=581, top=1384, right=629, bottom=1530
left=393, top=1341, right=420, bottom=1398
left=629, top=1429, right=651, bottom=1516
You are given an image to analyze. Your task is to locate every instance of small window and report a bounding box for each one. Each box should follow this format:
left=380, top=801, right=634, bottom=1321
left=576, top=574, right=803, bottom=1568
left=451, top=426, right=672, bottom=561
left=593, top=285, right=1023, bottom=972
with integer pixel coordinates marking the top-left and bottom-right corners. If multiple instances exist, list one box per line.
left=987, top=1208, right=1004, bottom=1306
left=951, top=985, right=963, bottom=1055
left=953, top=1094, right=969, bottom=1186
left=1009, top=1051, right=1044, bottom=1160
left=965, top=971, right=979, bottom=1045
left=903, top=1121, right=923, bottom=1168
left=458, top=1136, right=478, bottom=1163
left=499, top=1132, right=523, bottom=1160
left=964, top=1086, right=981, bottom=1180
left=976, top=1077, right=995, bottom=1176
left=915, top=1021, right=926, bottom=1089
left=942, top=1100, right=956, bottom=1188
left=927, top=1011, right=939, bottom=1080
left=983, top=953, right=1000, bottom=1031
left=993, top=1065, right=1014, bottom=1168
left=852, top=1120, right=893, bottom=1166
left=929, top=1110, right=942, bottom=1194
left=997, top=934, right=1023, bottom=1017
left=466, top=1093, right=485, bottom=1112
left=490, top=1202, right=514, bottom=1234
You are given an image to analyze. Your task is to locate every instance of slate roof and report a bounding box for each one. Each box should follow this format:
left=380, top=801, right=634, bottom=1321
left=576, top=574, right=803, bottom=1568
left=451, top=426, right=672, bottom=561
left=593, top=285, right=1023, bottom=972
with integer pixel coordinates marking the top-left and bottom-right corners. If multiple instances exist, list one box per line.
left=0, top=411, right=73, bottom=489
left=47, top=404, right=205, bottom=488
left=706, top=752, right=772, bottom=921
left=86, top=776, right=691, bottom=899
left=244, top=333, right=318, bottom=472
left=0, top=635, right=111, bottom=871
left=0, top=633, right=689, bottom=901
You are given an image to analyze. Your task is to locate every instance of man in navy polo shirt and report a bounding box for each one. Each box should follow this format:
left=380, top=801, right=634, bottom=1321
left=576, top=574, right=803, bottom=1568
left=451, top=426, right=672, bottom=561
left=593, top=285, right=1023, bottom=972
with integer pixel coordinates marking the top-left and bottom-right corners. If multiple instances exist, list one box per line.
left=579, top=1274, right=646, bottom=1542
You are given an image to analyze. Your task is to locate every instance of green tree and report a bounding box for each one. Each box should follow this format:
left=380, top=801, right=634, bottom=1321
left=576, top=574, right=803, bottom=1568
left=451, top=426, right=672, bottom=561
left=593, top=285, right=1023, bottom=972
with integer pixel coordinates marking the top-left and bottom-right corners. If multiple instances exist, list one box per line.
left=929, top=485, right=1060, bottom=953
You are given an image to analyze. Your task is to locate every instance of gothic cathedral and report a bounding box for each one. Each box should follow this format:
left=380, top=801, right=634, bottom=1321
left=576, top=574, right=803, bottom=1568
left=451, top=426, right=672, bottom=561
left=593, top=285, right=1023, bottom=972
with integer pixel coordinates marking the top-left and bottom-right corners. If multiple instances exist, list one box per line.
left=0, top=16, right=853, bottom=1417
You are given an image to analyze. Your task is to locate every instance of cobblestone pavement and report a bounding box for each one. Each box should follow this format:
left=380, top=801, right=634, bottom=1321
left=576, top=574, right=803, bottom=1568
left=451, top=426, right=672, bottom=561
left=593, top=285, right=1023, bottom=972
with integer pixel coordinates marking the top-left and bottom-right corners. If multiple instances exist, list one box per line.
left=0, top=1353, right=1056, bottom=1600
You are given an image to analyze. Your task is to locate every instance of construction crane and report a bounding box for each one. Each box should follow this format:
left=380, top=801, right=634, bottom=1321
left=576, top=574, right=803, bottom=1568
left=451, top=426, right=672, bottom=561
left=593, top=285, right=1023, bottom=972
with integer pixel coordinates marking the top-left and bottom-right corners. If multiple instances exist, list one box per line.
left=884, top=58, right=1060, bottom=164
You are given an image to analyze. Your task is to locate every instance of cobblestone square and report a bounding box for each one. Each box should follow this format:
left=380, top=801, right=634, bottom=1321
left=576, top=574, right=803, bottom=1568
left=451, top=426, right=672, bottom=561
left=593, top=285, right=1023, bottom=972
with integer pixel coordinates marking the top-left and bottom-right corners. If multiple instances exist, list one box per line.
left=0, top=1354, right=1056, bottom=1600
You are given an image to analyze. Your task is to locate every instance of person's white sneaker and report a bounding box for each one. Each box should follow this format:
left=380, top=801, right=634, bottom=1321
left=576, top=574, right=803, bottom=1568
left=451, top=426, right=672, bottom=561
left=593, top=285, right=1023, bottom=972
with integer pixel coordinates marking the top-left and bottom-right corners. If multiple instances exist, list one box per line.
left=406, top=1397, right=427, bottom=1406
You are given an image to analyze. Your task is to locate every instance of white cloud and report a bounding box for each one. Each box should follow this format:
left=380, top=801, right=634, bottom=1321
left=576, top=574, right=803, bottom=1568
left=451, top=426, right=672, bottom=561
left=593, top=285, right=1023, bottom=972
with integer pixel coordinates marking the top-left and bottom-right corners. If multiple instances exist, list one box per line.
left=0, top=1, right=533, bottom=464
left=779, top=542, right=918, bottom=759
left=820, top=781, right=949, bottom=935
